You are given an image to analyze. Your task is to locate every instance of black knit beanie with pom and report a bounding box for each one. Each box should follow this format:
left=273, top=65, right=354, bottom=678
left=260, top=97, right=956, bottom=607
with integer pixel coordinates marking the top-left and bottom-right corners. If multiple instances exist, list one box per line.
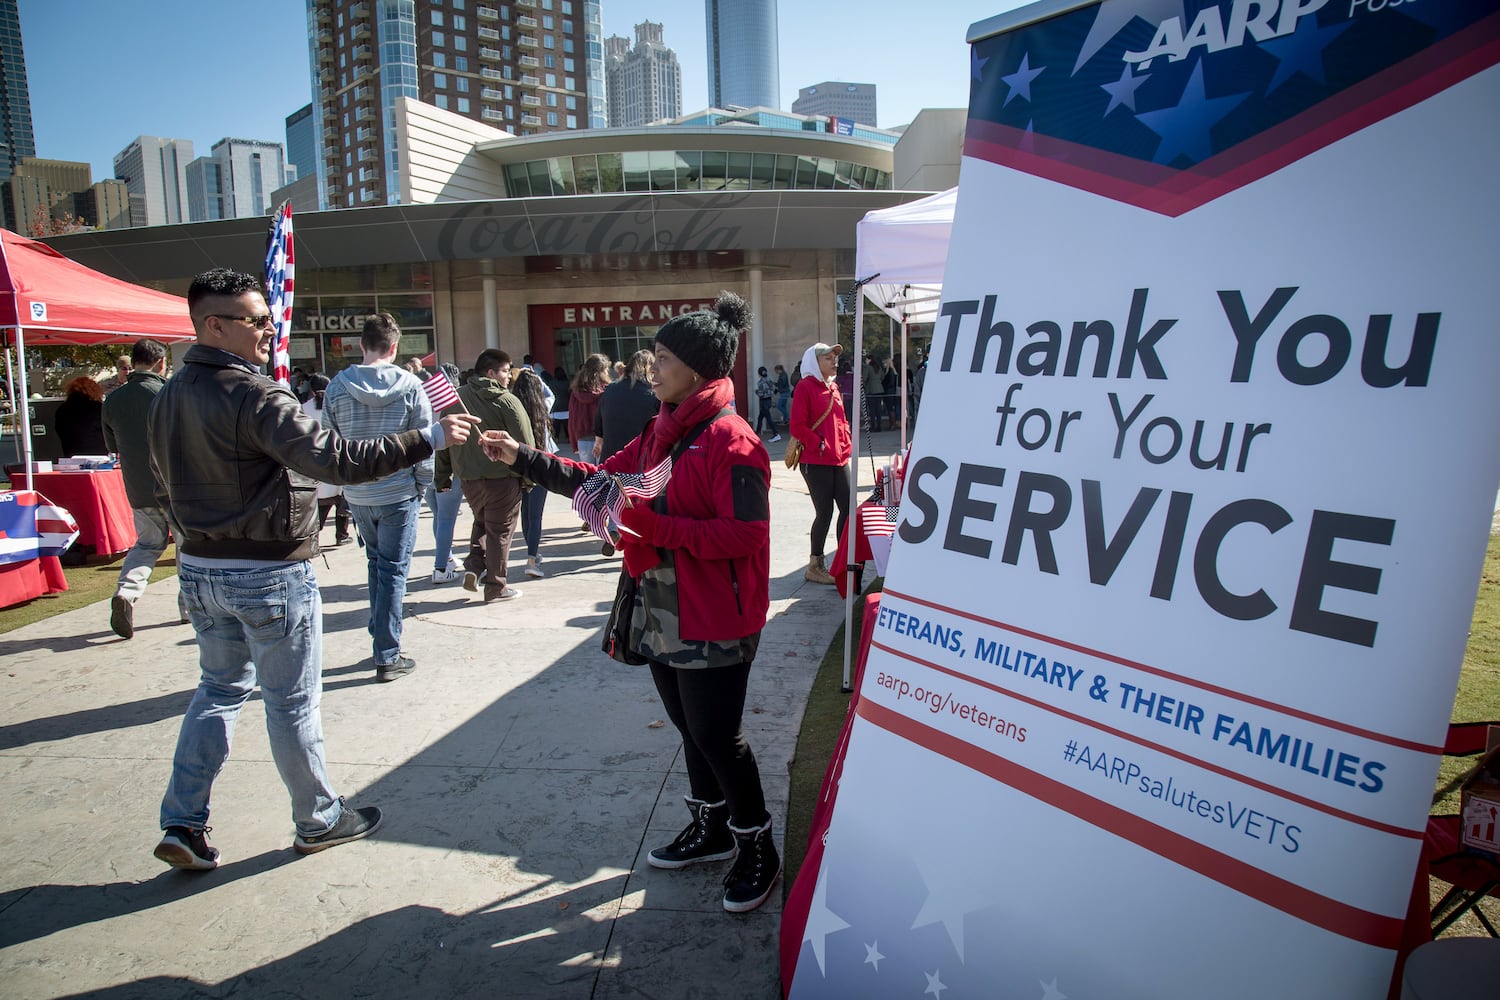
left=653, top=290, right=747, bottom=380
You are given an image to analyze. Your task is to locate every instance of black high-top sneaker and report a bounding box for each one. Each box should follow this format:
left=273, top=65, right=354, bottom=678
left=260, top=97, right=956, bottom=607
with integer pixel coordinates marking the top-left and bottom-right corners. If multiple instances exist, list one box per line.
left=648, top=797, right=736, bottom=869
left=722, top=817, right=781, bottom=912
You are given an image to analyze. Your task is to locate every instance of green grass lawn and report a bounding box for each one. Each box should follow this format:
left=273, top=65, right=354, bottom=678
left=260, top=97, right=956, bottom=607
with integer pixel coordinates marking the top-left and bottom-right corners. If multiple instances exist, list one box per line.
left=0, top=546, right=179, bottom=634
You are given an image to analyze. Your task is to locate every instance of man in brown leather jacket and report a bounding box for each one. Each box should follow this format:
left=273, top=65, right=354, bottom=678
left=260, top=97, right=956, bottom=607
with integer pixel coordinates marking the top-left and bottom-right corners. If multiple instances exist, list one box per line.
left=146, top=268, right=477, bottom=872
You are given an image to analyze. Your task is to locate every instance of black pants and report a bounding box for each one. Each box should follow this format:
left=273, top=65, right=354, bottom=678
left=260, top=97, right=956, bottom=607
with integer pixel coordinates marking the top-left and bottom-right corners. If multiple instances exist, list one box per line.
left=317, top=495, right=350, bottom=540
left=649, top=661, right=767, bottom=829
left=801, top=461, right=851, bottom=557
left=755, top=398, right=776, bottom=432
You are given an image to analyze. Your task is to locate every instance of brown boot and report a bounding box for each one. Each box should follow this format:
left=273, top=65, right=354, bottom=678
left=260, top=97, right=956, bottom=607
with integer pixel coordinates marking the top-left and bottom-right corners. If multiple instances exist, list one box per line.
left=805, top=555, right=836, bottom=585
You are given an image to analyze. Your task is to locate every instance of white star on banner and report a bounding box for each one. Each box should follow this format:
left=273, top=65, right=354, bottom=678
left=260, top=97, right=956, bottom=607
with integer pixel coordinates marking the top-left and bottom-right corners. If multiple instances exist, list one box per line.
left=1002, top=53, right=1046, bottom=107
left=1101, top=64, right=1150, bottom=115
left=1041, top=977, right=1068, bottom=1000
left=924, top=970, right=948, bottom=998
left=864, top=941, right=885, bottom=971
left=802, top=867, right=851, bottom=975
left=911, top=849, right=996, bottom=963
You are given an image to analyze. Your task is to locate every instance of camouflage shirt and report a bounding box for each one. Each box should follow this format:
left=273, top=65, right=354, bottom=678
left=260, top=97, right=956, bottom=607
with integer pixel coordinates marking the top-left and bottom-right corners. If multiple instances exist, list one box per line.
left=631, top=550, right=760, bottom=668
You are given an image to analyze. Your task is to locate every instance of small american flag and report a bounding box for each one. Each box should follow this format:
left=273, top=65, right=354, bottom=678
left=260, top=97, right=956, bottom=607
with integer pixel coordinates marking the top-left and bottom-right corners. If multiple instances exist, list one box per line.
left=423, top=371, right=462, bottom=413
left=572, top=457, right=674, bottom=543
left=858, top=479, right=899, bottom=540
left=264, top=201, right=295, bottom=386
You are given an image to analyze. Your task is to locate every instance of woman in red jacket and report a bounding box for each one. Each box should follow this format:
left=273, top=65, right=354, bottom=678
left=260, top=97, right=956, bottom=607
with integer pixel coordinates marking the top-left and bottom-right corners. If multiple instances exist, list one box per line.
left=481, top=293, right=781, bottom=914
left=789, top=342, right=852, bottom=585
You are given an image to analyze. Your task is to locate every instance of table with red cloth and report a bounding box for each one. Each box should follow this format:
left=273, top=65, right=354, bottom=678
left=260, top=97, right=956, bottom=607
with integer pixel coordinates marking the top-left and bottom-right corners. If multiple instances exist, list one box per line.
left=0, top=554, right=68, bottom=608
left=26, top=469, right=137, bottom=555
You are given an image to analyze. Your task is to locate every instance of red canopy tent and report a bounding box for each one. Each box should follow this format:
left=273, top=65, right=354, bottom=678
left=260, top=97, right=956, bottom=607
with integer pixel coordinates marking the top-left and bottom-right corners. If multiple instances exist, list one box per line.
left=0, top=228, right=196, bottom=492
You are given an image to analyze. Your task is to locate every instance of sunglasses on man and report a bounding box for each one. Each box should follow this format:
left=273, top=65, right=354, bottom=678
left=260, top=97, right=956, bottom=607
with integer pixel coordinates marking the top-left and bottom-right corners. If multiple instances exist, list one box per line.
left=207, top=314, right=276, bottom=329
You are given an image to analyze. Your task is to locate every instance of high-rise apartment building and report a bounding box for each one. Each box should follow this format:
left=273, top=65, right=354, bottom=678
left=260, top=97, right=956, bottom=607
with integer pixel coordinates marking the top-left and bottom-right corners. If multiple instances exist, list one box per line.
left=705, top=0, right=779, bottom=110
left=308, top=0, right=605, bottom=210
left=185, top=138, right=288, bottom=222
left=604, top=21, right=681, bottom=128
left=0, top=0, right=37, bottom=184
left=113, top=136, right=194, bottom=228
left=792, top=81, right=877, bottom=127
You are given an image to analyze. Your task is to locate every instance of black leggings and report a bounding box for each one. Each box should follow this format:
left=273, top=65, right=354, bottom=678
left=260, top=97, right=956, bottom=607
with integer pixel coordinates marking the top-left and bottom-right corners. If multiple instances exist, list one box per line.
left=649, top=661, right=767, bottom=828
left=801, top=461, right=851, bottom=557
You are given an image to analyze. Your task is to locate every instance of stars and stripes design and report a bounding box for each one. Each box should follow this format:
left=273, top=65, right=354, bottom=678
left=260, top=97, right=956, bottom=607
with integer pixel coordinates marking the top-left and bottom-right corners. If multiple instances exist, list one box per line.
left=571, top=457, right=674, bottom=543
left=422, top=371, right=462, bottom=413
left=0, top=491, right=79, bottom=564
left=264, top=201, right=295, bottom=386
left=858, top=478, right=899, bottom=541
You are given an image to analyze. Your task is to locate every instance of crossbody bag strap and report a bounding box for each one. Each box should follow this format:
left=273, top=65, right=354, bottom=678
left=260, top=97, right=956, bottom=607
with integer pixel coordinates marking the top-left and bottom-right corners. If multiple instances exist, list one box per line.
left=653, top=406, right=735, bottom=517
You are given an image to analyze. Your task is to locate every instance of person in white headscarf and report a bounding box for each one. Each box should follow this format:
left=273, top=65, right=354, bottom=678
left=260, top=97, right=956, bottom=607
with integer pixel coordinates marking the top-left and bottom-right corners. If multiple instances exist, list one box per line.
left=788, top=342, right=852, bottom=585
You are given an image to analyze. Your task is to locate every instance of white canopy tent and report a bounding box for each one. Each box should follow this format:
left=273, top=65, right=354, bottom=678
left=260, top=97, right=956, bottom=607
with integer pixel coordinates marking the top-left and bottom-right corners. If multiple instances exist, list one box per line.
left=842, top=188, right=956, bottom=687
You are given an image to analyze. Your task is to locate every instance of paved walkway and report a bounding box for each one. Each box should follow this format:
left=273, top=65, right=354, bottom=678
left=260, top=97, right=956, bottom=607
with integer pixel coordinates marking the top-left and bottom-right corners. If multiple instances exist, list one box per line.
left=0, top=434, right=896, bottom=1000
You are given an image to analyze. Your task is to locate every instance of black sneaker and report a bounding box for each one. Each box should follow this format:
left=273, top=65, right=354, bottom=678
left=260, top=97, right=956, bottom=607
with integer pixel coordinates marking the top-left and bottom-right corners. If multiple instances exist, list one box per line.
left=722, top=818, right=781, bottom=913
left=154, top=825, right=219, bottom=871
left=110, top=595, right=134, bottom=639
left=293, top=799, right=383, bottom=855
left=376, top=656, right=415, bottom=683
left=648, top=798, right=736, bottom=870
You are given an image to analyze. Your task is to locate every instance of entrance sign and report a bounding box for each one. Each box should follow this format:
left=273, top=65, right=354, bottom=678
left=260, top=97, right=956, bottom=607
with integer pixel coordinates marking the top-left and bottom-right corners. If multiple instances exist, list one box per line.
left=784, top=1, right=1500, bottom=997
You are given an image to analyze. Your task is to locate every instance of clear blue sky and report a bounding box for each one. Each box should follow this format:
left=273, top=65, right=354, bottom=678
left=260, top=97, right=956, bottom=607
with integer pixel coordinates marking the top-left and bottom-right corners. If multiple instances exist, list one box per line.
left=18, top=0, right=1026, bottom=181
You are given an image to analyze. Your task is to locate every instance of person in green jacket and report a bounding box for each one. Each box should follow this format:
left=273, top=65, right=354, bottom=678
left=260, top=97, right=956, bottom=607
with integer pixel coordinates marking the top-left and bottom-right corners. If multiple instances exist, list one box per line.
left=101, top=338, right=170, bottom=639
left=435, top=349, right=535, bottom=602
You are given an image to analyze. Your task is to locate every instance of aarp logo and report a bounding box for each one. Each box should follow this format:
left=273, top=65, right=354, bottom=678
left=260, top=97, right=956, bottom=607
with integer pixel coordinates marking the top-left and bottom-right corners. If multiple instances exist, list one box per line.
left=29, top=302, right=48, bottom=322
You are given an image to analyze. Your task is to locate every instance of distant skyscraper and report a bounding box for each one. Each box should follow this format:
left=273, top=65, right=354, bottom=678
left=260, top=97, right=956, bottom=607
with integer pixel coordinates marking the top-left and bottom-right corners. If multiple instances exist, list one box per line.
left=112, top=136, right=194, bottom=228
left=187, top=138, right=288, bottom=222
left=285, top=104, right=317, bottom=190
left=605, top=21, right=682, bottom=128
left=0, top=0, right=37, bottom=184
left=705, top=0, right=779, bottom=110
left=307, top=0, right=606, bottom=209
left=792, top=81, right=877, bottom=127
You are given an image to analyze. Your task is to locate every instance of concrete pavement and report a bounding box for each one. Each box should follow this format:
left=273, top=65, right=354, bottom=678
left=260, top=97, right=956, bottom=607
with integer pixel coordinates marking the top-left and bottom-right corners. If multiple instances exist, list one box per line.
left=0, top=433, right=896, bottom=1000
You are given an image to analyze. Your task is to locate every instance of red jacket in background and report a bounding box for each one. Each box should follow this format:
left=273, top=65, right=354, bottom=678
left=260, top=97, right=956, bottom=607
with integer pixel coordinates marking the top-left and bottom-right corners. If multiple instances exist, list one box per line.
left=568, top=386, right=604, bottom=451
left=790, top=376, right=852, bottom=466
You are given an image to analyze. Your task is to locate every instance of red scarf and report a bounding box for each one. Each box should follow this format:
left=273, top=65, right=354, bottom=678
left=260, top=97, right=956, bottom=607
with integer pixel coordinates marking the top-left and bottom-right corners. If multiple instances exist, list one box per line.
left=641, top=377, right=735, bottom=467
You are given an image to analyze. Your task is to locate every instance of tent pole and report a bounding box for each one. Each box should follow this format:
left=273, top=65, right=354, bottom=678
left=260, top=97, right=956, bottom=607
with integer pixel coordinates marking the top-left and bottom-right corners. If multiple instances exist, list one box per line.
left=899, top=315, right=909, bottom=455
left=15, top=327, right=33, bottom=493
left=842, top=291, right=866, bottom=693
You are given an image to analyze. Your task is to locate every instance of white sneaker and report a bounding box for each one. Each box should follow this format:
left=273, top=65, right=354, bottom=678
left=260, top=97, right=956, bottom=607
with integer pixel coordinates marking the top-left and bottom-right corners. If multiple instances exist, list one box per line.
left=445, top=555, right=460, bottom=573
left=431, top=567, right=460, bottom=584
left=525, top=558, right=545, bottom=578
left=769, top=434, right=782, bottom=443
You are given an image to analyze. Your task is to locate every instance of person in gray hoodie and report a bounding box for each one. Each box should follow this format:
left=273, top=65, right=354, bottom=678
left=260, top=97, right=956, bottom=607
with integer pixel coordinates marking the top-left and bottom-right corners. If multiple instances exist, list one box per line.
left=322, top=313, right=435, bottom=681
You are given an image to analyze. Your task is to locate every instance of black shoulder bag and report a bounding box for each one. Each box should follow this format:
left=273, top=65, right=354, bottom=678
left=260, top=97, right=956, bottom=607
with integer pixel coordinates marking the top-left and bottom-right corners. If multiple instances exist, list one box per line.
left=602, top=408, right=731, bottom=665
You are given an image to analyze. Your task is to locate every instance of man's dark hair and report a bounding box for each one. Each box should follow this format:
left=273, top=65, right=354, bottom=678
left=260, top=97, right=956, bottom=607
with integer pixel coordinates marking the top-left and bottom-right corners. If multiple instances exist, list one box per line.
left=131, top=338, right=168, bottom=367
left=186, top=268, right=264, bottom=311
left=361, top=312, right=401, bottom=354
left=474, top=349, right=511, bottom=376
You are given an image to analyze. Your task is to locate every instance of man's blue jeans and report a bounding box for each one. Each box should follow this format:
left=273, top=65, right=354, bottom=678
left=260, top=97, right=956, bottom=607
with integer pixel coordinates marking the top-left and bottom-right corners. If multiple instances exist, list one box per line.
left=425, top=477, right=463, bottom=571
left=349, top=495, right=421, bottom=666
left=163, top=559, right=341, bottom=837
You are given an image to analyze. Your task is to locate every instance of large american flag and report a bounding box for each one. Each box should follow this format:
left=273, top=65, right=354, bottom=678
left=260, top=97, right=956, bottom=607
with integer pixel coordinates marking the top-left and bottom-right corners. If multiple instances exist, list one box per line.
left=264, top=201, right=295, bottom=386
left=572, top=458, right=674, bottom=543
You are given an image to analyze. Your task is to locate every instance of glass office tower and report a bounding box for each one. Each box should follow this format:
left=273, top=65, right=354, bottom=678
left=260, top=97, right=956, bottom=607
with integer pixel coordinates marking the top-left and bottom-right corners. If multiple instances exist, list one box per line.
left=705, top=0, right=779, bottom=110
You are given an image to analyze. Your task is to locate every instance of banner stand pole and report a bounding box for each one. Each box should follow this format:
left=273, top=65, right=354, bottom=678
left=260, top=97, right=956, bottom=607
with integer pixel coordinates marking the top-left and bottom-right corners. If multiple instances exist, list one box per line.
left=841, top=275, right=876, bottom=692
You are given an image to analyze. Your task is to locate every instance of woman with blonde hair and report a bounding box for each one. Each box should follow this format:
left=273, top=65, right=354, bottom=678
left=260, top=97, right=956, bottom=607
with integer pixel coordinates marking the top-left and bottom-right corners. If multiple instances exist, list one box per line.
left=568, top=353, right=612, bottom=463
